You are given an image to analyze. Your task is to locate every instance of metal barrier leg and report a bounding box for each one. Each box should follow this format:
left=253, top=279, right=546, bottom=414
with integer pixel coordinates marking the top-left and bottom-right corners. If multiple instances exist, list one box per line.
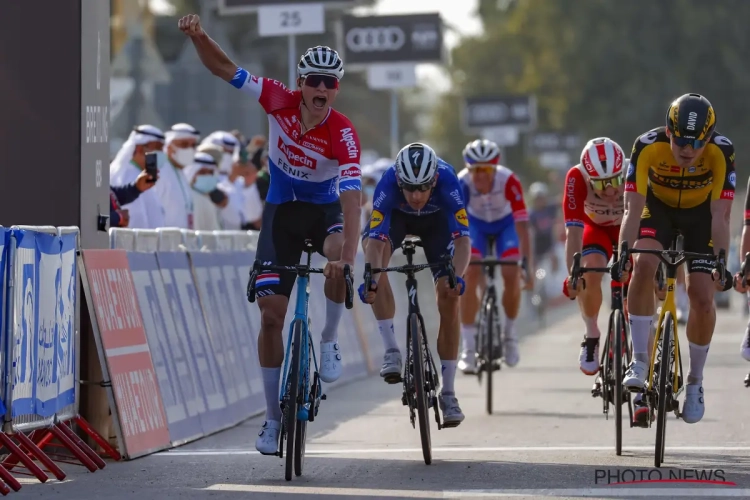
left=74, top=415, right=121, bottom=461
left=0, top=433, right=51, bottom=482
left=14, top=432, right=66, bottom=481
left=0, top=474, right=14, bottom=495
left=46, top=427, right=97, bottom=472
left=55, top=422, right=106, bottom=469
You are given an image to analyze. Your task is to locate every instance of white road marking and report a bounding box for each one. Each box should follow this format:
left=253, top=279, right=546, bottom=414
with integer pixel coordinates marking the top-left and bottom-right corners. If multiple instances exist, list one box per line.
left=205, top=484, right=443, bottom=497
left=157, top=445, right=750, bottom=456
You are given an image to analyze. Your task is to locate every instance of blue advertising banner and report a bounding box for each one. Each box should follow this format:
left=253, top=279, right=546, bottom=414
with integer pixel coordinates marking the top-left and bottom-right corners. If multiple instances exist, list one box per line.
left=56, top=232, right=77, bottom=410
left=156, top=252, right=230, bottom=433
left=11, top=230, right=38, bottom=417
left=0, top=228, right=7, bottom=416
left=128, top=252, right=204, bottom=444
left=189, top=252, right=253, bottom=425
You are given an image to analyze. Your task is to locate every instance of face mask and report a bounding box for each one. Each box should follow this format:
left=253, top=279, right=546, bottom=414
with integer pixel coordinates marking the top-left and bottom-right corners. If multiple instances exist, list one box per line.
left=193, top=174, right=219, bottom=194
left=364, top=185, right=376, bottom=198
left=172, top=147, right=195, bottom=167
left=219, top=154, right=233, bottom=174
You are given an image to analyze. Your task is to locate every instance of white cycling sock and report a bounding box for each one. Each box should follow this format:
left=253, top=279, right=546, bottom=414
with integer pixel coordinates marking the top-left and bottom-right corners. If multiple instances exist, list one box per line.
left=262, top=367, right=282, bottom=421
left=378, top=319, right=399, bottom=351
left=441, top=360, right=457, bottom=394
left=320, top=298, right=343, bottom=343
left=688, top=342, right=710, bottom=385
left=629, top=315, right=653, bottom=364
left=461, top=324, right=476, bottom=352
left=583, top=315, right=600, bottom=339
left=504, top=317, right=517, bottom=340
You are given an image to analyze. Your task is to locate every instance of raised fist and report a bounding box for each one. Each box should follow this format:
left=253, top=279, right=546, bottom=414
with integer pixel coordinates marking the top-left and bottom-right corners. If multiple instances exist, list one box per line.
left=178, top=14, right=204, bottom=37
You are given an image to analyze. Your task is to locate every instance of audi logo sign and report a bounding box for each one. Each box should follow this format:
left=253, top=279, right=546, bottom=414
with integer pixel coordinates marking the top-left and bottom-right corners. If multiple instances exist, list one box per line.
left=340, top=13, right=443, bottom=65
left=463, top=95, right=538, bottom=131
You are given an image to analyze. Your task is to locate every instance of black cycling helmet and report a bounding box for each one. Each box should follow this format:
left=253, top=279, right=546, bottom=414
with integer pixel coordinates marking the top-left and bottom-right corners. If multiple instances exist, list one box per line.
left=665, top=93, right=716, bottom=144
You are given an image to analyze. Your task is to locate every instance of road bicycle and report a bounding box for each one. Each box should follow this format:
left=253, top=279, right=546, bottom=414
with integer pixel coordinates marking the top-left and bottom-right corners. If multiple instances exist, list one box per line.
left=569, top=248, right=633, bottom=456
left=469, top=235, right=526, bottom=415
left=362, top=236, right=457, bottom=465
left=735, top=253, right=750, bottom=388
left=618, top=238, right=726, bottom=467
left=247, top=240, right=354, bottom=481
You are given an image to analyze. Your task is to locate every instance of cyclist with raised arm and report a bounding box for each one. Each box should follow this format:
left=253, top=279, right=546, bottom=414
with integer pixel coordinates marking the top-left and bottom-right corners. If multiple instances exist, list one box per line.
left=359, top=143, right=471, bottom=427
left=456, top=139, right=533, bottom=373
left=617, top=93, right=735, bottom=425
left=179, top=15, right=362, bottom=453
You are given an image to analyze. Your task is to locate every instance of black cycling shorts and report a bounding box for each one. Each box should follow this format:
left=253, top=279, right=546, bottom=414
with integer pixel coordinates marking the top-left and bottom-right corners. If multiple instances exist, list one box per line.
left=255, top=200, right=343, bottom=298
left=637, top=190, right=713, bottom=274
left=368, top=210, right=456, bottom=281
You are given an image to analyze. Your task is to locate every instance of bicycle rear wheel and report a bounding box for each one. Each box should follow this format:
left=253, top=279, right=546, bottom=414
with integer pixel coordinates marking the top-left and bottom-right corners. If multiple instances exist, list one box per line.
left=285, top=319, right=303, bottom=481
left=613, top=310, right=626, bottom=456
left=655, top=312, right=674, bottom=468
left=410, top=313, right=432, bottom=465
left=484, top=294, right=495, bottom=415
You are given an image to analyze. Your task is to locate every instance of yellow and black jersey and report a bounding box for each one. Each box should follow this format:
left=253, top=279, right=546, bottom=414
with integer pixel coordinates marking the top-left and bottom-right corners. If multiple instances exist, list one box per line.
left=625, top=127, right=736, bottom=208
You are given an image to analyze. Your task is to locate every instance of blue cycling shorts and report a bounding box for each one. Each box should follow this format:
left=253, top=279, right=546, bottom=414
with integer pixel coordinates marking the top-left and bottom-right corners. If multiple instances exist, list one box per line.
left=469, top=213, right=520, bottom=259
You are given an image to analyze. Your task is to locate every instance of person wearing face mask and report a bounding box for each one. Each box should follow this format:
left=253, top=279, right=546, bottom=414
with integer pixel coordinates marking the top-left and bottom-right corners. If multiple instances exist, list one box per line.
left=109, top=125, right=166, bottom=229
left=192, top=143, right=245, bottom=229
left=153, top=123, right=201, bottom=228
left=183, top=151, right=226, bottom=230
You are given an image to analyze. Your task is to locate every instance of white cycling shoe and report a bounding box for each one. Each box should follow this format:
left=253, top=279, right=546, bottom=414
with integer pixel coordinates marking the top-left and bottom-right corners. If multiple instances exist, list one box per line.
left=255, top=420, right=280, bottom=455
left=623, top=360, right=648, bottom=391
left=682, top=384, right=705, bottom=424
left=319, top=341, right=342, bottom=383
left=458, top=350, right=478, bottom=374
left=741, top=327, right=750, bottom=361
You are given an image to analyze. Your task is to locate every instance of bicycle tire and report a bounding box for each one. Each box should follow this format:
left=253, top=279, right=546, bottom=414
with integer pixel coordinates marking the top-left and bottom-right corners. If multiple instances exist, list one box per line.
left=613, top=310, right=625, bottom=456
left=285, top=319, right=303, bottom=481
left=655, top=312, right=674, bottom=468
left=409, top=313, right=432, bottom=465
left=294, top=324, right=312, bottom=477
left=485, top=295, right=495, bottom=415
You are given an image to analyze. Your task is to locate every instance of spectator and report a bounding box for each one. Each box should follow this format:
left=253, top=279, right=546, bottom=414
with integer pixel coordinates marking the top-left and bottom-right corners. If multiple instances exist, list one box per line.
left=109, top=170, right=158, bottom=227
left=194, top=142, right=245, bottom=229
left=154, top=123, right=201, bottom=228
left=183, top=151, right=224, bottom=230
left=240, top=135, right=267, bottom=230
left=199, top=131, right=247, bottom=229
left=109, top=125, right=166, bottom=228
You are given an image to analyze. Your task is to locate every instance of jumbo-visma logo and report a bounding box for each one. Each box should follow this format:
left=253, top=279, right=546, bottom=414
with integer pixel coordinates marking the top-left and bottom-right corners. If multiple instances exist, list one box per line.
left=455, top=208, right=469, bottom=227
left=370, top=210, right=384, bottom=229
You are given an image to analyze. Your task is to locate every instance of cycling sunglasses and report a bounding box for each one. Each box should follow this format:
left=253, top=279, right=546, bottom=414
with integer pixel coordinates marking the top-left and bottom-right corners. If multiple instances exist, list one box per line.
left=400, top=182, right=434, bottom=193
left=467, top=164, right=495, bottom=175
left=303, top=74, right=339, bottom=90
left=672, top=135, right=707, bottom=150
left=590, top=174, right=624, bottom=191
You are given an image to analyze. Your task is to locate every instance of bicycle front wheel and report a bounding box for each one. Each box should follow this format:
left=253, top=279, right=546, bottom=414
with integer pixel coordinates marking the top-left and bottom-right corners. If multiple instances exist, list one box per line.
left=409, top=313, right=432, bottom=465
left=655, top=312, right=674, bottom=468
left=294, top=322, right=312, bottom=477
left=613, top=310, right=625, bottom=456
left=285, top=319, right=304, bottom=481
left=484, top=295, right=495, bottom=415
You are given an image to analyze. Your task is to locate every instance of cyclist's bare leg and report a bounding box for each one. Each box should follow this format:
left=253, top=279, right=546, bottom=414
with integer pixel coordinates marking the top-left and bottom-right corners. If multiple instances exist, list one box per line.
left=577, top=253, right=607, bottom=375
left=685, top=272, right=715, bottom=377
left=459, top=256, right=482, bottom=363
left=318, top=233, right=347, bottom=382
left=676, top=265, right=688, bottom=321
left=436, top=275, right=461, bottom=396
left=257, top=294, right=289, bottom=429
left=366, top=241, right=400, bottom=367
left=501, top=263, right=522, bottom=366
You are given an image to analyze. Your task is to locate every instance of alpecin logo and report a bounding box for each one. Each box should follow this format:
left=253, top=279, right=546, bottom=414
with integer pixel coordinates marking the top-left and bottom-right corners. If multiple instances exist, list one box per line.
left=278, top=137, right=317, bottom=169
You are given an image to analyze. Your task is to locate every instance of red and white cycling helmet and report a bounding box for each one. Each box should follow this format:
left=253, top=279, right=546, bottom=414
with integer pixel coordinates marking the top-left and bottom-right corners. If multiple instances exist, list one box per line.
left=580, top=137, right=626, bottom=180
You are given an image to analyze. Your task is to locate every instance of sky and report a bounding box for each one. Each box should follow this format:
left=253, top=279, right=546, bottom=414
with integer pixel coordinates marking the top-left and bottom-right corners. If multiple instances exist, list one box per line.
left=149, top=0, right=483, bottom=91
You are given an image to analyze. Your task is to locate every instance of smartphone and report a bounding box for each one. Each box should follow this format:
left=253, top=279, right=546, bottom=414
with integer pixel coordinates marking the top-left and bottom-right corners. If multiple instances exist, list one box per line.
left=145, top=152, right=158, bottom=180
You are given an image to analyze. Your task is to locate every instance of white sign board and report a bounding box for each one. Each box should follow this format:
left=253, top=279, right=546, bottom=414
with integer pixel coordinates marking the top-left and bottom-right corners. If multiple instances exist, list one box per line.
left=539, top=151, right=571, bottom=170
left=482, top=126, right=520, bottom=147
left=258, top=4, right=325, bottom=37
left=366, top=63, right=417, bottom=90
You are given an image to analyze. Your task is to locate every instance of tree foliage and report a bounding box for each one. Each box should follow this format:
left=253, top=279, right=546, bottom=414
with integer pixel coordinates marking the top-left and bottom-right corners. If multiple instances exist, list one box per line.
left=430, top=0, right=750, bottom=184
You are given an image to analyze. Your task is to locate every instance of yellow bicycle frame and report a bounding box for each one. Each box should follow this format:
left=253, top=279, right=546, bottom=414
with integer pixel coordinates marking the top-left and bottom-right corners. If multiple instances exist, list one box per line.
left=646, top=276, right=682, bottom=395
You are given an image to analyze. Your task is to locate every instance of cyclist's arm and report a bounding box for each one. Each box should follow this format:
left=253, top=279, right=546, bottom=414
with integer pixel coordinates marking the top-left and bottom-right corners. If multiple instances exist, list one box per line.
left=562, top=167, right=587, bottom=270
left=340, top=190, right=361, bottom=263
left=335, top=126, right=364, bottom=264
left=365, top=176, right=395, bottom=285
left=710, top=137, right=736, bottom=256
left=505, top=173, right=532, bottom=268
left=188, top=29, right=237, bottom=82
left=441, top=167, right=471, bottom=276
left=742, top=176, right=750, bottom=261
left=452, top=236, right=472, bottom=278
left=620, top=138, right=649, bottom=250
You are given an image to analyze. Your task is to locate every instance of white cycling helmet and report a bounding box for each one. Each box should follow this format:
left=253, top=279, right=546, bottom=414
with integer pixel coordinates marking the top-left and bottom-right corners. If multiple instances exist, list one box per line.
left=529, top=182, right=548, bottom=199
left=580, top=137, right=626, bottom=180
left=298, top=45, right=344, bottom=80
left=462, top=139, right=501, bottom=165
left=395, top=143, right=438, bottom=186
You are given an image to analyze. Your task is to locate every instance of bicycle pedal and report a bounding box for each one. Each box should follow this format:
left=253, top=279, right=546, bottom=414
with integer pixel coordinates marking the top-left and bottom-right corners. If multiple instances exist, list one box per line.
left=321, top=394, right=327, bottom=400
left=401, top=393, right=408, bottom=406
left=745, top=373, right=750, bottom=387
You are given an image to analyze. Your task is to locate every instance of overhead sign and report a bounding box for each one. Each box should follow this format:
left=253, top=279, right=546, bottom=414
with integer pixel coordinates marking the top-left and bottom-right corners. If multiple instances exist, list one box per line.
left=341, top=13, right=443, bottom=65
left=366, top=63, right=417, bottom=90
left=463, top=95, right=537, bottom=131
left=218, top=0, right=357, bottom=15
left=258, top=3, right=325, bottom=36
left=528, top=132, right=583, bottom=154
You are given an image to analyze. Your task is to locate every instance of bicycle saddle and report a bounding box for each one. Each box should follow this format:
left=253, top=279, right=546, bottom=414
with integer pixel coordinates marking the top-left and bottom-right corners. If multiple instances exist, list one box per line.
left=402, top=236, right=423, bottom=248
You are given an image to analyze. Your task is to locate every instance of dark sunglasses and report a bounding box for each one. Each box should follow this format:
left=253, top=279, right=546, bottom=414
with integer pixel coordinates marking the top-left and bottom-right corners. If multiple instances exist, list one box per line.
left=672, top=135, right=707, bottom=149
left=303, top=74, right=339, bottom=89
left=400, top=182, right=433, bottom=193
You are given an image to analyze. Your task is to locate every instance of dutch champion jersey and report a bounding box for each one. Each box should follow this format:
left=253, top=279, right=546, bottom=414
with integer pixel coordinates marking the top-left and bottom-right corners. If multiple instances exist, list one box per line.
left=230, top=68, right=362, bottom=204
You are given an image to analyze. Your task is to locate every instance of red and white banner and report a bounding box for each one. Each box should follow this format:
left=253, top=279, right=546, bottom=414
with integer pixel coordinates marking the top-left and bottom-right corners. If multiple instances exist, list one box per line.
left=81, top=250, right=170, bottom=459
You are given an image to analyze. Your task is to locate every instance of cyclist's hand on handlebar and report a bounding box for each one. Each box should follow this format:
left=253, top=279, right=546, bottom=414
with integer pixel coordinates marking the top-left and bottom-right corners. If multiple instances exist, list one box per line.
left=324, top=259, right=354, bottom=280
left=358, top=281, right=378, bottom=304
left=612, top=258, right=631, bottom=283
left=522, top=268, right=534, bottom=291
left=734, top=272, right=750, bottom=293
left=711, top=267, right=733, bottom=292
left=563, top=276, right=584, bottom=300
left=440, top=276, right=465, bottom=297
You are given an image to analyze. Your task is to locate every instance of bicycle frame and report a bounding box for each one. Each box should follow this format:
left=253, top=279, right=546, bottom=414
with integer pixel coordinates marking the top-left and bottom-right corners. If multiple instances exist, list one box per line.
left=648, top=264, right=681, bottom=397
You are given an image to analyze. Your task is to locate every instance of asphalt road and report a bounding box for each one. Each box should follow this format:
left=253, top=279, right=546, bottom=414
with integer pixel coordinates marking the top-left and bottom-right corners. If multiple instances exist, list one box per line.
left=12, top=292, right=750, bottom=499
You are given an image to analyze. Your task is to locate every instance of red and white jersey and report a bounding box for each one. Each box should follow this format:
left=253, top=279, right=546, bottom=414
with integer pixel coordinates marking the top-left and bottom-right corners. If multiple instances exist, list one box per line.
left=563, top=165, right=624, bottom=228
left=230, top=68, right=361, bottom=204
left=457, top=165, right=528, bottom=224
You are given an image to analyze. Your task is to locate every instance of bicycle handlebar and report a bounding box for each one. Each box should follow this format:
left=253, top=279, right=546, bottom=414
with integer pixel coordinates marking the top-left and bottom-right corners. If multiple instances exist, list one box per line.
left=247, top=260, right=354, bottom=309
left=363, top=256, right=457, bottom=294
left=735, top=252, right=750, bottom=288
left=568, top=252, right=614, bottom=291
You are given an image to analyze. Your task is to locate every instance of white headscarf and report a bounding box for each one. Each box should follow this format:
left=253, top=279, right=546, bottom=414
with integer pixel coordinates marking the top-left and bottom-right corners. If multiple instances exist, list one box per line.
left=110, top=125, right=165, bottom=184
left=183, top=151, right=218, bottom=184
left=200, top=131, right=240, bottom=174
left=165, top=123, right=201, bottom=145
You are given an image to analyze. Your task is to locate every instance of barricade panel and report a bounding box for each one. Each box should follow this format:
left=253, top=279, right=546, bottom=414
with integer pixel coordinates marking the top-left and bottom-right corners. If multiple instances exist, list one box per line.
left=134, top=229, right=159, bottom=253
left=180, top=229, right=201, bottom=251
left=155, top=251, right=231, bottom=434
left=0, top=227, right=8, bottom=419
left=189, top=252, right=253, bottom=425
left=80, top=249, right=171, bottom=459
left=157, top=228, right=184, bottom=252
left=128, top=252, right=204, bottom=445
left=109, top=228, right=136, bottom=251
left=195, top=231, right=218, bottom=251
left=55, top=226, right=80, bottom=422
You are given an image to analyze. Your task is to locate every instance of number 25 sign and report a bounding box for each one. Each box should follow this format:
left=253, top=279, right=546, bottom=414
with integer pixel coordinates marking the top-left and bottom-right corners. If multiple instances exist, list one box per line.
left=258, top=4, right=325, bottom=37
